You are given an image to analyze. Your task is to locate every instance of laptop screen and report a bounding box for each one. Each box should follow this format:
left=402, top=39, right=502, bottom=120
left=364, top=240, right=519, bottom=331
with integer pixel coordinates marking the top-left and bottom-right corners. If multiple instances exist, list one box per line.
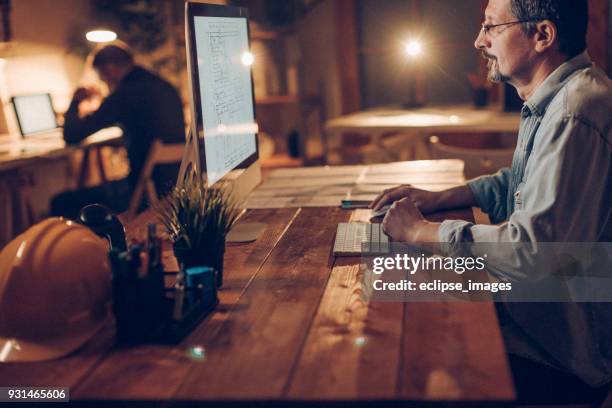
left=11, top=94, right=58, bottom=136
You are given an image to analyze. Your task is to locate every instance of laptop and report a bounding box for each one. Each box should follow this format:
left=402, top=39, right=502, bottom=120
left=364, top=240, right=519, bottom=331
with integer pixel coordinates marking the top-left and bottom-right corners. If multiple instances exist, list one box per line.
left=11, top=93, right=62, bottom=139
left=0, top=93, right=121, bottom=155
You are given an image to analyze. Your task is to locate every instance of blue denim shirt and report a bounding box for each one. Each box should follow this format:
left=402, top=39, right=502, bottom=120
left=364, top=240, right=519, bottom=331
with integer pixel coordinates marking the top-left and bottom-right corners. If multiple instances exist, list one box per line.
left=438, top=52, right=612, bottom=387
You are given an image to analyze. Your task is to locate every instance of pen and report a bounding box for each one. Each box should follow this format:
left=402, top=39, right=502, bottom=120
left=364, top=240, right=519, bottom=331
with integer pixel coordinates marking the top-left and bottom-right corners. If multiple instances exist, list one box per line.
left=173, top=271, right=185, bottom=320
left=340, top=200, right=371, bottom=209
left=129, top=243, right=142, bottom=274
left=146, top=223, right=159, bottom=271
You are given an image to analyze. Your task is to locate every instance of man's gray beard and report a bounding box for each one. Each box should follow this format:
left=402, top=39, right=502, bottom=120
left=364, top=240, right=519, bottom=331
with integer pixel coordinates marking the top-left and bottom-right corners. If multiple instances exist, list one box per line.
left=487, top=59, right=510, bottom=83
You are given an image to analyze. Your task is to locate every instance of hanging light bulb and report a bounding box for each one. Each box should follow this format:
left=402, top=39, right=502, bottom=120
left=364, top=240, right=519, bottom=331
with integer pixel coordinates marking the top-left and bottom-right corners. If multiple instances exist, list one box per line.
left=85, top=30, right=117, bottom=43
left=404, top=39, right=423, bottom=58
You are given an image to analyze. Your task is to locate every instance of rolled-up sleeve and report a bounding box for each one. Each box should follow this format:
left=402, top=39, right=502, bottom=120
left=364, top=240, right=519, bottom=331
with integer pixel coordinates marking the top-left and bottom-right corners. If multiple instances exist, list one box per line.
left=439, top=116, right=611, bottom=281
left=468, top=167, right=512, bottom=223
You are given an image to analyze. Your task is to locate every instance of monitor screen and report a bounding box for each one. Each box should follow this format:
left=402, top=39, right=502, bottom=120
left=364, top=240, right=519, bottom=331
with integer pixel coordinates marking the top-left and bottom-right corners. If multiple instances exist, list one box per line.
left=11, top=94, right=58, bottom=136
left=188, top=4, right=258, bottom=186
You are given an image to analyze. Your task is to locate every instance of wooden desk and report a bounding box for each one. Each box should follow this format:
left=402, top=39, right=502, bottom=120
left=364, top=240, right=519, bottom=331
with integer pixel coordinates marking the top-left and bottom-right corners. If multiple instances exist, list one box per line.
left=0, top=205, right=514, bottom=403
left=0, top=127, right=122, bottom=172
left=324, top=105, right=520, bottom=163
left=0, top=127, right=123, bottom=247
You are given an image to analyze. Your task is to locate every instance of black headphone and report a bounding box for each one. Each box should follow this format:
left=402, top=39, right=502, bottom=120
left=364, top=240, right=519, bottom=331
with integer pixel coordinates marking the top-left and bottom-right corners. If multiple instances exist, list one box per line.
left=78, top=204, right=127, bottom=251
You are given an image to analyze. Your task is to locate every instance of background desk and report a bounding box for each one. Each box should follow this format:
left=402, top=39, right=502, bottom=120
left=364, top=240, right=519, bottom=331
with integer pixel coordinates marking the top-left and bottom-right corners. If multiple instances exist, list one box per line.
left=0, top=128, right=122, bottom=247
left=0, top=127, right=122, bottom=172
left=324, top=105, right=521, bottom=164
left=0, top=160, right=515, bottom=404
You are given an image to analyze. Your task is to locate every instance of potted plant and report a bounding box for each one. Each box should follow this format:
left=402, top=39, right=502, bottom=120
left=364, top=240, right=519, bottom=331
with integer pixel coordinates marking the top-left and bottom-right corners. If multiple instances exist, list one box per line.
left=156, top=178, right=239, bottom=287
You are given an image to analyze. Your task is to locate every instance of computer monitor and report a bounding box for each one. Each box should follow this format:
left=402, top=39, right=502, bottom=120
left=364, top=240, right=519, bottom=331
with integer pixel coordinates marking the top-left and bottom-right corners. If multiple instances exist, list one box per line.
left=179, top=1, right=261, bottom=204
left=11, top=93, right=59, bottom=136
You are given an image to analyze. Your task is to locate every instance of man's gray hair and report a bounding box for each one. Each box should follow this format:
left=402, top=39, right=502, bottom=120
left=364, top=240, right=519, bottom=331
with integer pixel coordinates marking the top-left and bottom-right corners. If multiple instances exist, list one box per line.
left=509, top=0, right=588, bottom=59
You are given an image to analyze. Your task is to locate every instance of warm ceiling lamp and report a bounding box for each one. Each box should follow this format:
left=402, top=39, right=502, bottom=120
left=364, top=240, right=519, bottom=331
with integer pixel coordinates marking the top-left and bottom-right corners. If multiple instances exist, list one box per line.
left=404, top=40, right=423, bottom=58
left=85, top=30, right=117, bottom=43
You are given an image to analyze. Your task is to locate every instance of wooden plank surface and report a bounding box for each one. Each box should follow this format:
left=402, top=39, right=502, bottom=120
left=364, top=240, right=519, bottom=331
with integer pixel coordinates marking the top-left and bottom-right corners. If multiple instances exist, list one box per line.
left=325, top=106, right=521, bottom=134
left=174, top=207, right=351, bottom=399
left=288, top=257, right=405, bottom=399
left=400, top=303, right=515, bottom=401
left=398, top=208, right=514, bottom=401
left=72, top=208, right=299, bottom=399
left=289, top=208, right=513, bottom=402
left=287, top=209, right=404, bottom=399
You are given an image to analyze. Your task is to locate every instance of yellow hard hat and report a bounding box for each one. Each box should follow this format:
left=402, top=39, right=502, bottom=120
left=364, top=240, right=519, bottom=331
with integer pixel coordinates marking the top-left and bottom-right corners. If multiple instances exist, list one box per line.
left=0, top=218, right=112, bottom=362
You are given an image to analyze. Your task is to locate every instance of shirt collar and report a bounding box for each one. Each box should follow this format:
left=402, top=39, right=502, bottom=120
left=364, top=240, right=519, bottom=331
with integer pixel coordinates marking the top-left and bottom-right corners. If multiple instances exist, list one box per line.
left=522, top=51, right=592, bottom=117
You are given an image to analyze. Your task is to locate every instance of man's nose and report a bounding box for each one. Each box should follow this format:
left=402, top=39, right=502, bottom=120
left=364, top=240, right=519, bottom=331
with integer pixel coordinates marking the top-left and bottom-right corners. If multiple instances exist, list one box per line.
left=474, top=29, right=488, bottom=50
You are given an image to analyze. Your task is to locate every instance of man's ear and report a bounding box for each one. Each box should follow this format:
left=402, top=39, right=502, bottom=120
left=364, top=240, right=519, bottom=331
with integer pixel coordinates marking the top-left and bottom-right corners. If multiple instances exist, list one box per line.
left=533, top=20, right=558, bottom=53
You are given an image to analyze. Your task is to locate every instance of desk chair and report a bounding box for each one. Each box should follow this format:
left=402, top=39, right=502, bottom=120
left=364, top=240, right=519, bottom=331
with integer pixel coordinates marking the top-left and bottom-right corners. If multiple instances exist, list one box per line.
left=0, top=170, right=35, bottom=248
left=126, top=140, right=184, bottom=220
left=76, top=138, right=126, bottom=188
left=428, top=135, right=515, bottom=180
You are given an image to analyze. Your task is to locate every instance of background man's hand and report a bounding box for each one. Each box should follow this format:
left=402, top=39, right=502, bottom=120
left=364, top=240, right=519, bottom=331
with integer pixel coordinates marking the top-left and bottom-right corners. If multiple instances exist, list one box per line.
left=72, top=87, right=100, bottom=104
left=370, top=185, right=441, bottom=213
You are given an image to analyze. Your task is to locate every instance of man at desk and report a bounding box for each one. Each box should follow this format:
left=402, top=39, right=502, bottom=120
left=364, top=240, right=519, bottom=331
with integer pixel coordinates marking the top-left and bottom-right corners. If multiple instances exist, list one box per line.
left=51, top=41, right=185, bottom=218
left=372, top=0, right=611, bottom=404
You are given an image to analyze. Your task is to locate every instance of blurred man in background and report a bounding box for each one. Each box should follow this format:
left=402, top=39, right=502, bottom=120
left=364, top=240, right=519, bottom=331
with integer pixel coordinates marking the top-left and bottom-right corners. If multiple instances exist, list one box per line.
left=51, top=41, right=185, bottom=219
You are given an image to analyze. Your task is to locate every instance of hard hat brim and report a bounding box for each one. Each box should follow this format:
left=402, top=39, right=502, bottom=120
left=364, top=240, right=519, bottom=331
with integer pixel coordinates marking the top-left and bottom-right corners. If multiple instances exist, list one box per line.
left=0, top=319, right=110, bottom=363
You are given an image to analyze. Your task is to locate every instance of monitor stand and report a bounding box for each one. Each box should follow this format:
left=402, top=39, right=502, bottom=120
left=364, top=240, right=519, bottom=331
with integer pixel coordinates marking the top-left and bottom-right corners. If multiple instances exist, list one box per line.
left=226, top=222, right=266, bottom=243
left=178, top=129, right=266, bottom=244
left=215, top=162, right=266, bottom=243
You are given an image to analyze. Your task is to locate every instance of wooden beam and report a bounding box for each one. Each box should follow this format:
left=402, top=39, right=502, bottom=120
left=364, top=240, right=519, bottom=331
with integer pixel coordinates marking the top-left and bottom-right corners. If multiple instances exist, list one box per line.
left=587, top=0, right=608, bottom=72
left=411, top=0, right=425, bottom=105
left=479, top=0, right=501, bottom=104
left=335, top=0, right=361, bottom=114
left=0, top=0, right=11, bottom=42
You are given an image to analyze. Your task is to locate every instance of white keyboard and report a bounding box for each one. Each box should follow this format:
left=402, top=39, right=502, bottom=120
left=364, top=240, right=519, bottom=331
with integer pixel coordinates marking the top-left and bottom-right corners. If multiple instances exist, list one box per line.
left=333, top=223, right=390, bottom=256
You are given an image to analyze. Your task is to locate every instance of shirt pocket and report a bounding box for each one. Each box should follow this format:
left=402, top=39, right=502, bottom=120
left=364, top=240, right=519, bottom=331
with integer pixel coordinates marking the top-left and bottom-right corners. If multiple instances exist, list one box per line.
left=514, top=181, right=526, bottom=211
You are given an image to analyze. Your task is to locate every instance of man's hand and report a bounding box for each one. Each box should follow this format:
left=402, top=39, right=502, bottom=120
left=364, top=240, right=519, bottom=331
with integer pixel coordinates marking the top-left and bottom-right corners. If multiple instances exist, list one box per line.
left=370, top=185, right=441, bottom=213
left=382, top=198, right=440, bottom=243
left=72, top=87, right=100, bottom=104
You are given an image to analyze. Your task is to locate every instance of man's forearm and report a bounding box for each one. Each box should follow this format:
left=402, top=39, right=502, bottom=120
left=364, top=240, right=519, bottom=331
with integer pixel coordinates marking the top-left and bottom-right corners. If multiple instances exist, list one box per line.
left=406, top=185, right=476, bottom=244
left=63, top=100, right=87, bottom=144
left=435, top=184, right=478, bottom=211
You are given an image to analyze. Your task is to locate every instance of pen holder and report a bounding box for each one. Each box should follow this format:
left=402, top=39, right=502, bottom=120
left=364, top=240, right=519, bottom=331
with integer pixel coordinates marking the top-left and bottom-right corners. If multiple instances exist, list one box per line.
left=184, top=266, right=218, bottom=308
left=109, top=245, right=218, bottom=344
left=109, top=247, right=165, bottom=344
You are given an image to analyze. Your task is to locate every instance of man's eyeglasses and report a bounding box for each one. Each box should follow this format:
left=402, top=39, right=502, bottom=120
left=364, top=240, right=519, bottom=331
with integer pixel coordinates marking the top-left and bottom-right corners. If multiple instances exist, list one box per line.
left=480, top=19, right=540, bottom=36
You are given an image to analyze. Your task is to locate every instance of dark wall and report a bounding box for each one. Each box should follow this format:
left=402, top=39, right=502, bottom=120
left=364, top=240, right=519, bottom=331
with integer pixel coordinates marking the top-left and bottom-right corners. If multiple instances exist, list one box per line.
left=609, top=0, right=612, bottom=76
left=358, top=0, right=483, bottom=108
